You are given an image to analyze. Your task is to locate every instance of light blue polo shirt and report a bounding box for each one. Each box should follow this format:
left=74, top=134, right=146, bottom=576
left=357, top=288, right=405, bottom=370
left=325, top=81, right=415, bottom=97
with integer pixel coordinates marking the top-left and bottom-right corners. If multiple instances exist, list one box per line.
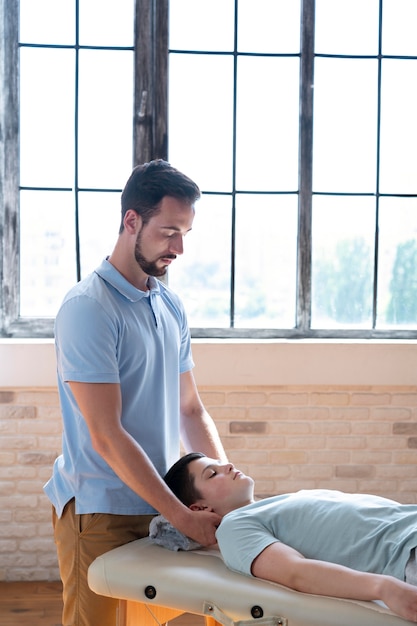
left=216, top=490, right=417, bottom=582
left=44, top=259, right=194, bottom=517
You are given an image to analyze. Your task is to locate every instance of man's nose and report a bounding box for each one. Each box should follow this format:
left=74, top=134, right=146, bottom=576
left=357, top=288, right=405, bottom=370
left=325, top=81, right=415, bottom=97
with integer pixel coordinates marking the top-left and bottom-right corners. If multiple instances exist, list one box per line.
left=169, top=234, right=184, bottom=255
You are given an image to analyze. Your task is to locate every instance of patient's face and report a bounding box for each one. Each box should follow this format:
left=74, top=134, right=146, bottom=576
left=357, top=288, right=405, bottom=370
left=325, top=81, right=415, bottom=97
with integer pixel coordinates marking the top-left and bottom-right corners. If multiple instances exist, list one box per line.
left=188, top=456, right=255, bottom=516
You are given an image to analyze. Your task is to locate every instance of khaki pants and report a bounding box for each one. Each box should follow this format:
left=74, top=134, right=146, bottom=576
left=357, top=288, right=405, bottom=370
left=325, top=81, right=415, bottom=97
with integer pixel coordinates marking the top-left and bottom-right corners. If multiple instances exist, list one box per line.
left=52, top=499, right=154, bottom=626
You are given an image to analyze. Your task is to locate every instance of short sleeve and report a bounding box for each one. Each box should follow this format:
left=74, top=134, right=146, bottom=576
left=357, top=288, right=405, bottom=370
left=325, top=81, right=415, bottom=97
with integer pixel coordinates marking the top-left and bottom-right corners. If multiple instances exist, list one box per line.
left=216, top=509, right=279, bottom=577
left=55, top=295, right=120, bottom=383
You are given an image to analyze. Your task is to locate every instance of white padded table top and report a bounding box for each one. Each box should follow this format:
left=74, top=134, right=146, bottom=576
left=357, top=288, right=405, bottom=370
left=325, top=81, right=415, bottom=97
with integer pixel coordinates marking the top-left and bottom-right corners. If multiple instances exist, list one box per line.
left=88, top=537, right=413, bottom=626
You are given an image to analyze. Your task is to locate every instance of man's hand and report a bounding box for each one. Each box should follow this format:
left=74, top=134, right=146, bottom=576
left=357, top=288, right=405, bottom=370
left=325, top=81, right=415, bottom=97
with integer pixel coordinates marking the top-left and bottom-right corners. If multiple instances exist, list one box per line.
left=173, top=508, right=221, bottom=547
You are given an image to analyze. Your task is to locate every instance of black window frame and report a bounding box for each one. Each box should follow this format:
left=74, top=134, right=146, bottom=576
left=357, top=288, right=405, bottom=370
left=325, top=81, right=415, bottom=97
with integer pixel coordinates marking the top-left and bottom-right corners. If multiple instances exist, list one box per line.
left=1, top=0, right=417, bottom=340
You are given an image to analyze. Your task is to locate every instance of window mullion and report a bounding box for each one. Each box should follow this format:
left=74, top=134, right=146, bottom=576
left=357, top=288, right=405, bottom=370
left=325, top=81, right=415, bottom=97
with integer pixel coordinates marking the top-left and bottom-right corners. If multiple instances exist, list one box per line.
left=372, top=0, right=383, bottom=329
left=0, top=0, right=19, bottom=335
left=134, top=0, right=168, bottom=165
left=297, top=0, right=315, bottom=332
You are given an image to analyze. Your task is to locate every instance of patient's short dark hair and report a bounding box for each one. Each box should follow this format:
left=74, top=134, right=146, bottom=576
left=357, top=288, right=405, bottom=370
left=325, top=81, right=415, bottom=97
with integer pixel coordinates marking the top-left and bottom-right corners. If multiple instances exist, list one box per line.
left=164, top=452, right=206, bottom=506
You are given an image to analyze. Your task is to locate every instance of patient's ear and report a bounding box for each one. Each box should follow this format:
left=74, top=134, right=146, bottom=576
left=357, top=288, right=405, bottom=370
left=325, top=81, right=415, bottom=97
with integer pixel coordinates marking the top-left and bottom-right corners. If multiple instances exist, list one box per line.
left=190, top=503, right=214, bottom=512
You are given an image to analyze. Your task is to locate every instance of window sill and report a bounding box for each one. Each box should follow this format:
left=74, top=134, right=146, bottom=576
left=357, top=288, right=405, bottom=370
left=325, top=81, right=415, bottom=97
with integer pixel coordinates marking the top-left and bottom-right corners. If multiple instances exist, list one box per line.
left=0, top=338, right=416, bottom=388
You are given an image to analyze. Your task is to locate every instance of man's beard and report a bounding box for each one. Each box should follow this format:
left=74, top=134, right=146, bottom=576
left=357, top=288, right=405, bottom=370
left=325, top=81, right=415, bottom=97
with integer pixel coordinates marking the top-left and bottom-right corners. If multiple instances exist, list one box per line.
left=134, top=231, right=174, bottom=277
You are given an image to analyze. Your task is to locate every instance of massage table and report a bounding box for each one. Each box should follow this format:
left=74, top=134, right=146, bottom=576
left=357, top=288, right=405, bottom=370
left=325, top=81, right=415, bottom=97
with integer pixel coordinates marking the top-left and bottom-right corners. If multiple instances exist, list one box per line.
left=88, top=537, right=414, bottom=626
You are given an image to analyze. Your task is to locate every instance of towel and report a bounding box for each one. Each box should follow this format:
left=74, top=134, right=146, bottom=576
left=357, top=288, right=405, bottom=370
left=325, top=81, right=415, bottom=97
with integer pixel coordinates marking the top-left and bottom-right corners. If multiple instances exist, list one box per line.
left=149, top=515, right=202, bottom=551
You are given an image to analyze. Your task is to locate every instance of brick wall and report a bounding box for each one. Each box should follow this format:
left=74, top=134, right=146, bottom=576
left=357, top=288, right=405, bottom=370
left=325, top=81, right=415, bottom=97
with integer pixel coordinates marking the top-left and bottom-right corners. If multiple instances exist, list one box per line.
left=1, top=384, right=416, bottom=581
left=200, top=386, right=417, bottom=502
left=0, top=389, right=62, bottom=581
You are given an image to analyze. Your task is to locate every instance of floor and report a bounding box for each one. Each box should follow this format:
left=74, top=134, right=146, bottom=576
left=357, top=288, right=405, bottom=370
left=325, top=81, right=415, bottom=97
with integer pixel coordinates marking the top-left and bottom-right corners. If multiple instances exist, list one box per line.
left=0, top=581, right=63, bottom=626
left=0, top=581, right=203, bottom=626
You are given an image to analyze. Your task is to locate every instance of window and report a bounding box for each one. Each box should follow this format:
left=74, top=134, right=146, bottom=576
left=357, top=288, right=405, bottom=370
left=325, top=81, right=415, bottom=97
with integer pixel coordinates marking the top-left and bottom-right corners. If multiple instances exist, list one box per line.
left=1, top=0, right=417, bottom=339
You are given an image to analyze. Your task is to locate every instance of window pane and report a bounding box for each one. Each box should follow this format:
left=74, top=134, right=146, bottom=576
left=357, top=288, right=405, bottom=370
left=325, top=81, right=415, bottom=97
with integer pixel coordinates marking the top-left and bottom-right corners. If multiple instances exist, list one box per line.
left=168, top=195, right=232, bottom=328
left=18, top=5, right=135, bottom=320
left=315, top=0, right=379, bottom=55
left=78, top=192, right=121, bottom=279
left=169, top=54, right=234, bottom=192
left=20, top=0, right=75, bottom=45
left=169, top=0, right=235, bottom=51
left=236, top=57, right=299, bottom=191
left=382, top=0, right=417, bottom=56
left=377, top=198, right=417, bottom=328
left=238, top=0, right=301, bottom=54
left=379, top=60, right=417, bottom=195
left=311, top=196, right=375, bottom=328
left=20, top=48, right=75, bottom=188
left=20, top=191, right=76, bottom=317
left=79, top=0, right=134, bottom=47
left=78, top=50, right=134, bottom=188
left=234, top=194, right=298, bottom=328
left=313, top=58, right=378, bottom=193
left=16, top=1, right=417, bottom=338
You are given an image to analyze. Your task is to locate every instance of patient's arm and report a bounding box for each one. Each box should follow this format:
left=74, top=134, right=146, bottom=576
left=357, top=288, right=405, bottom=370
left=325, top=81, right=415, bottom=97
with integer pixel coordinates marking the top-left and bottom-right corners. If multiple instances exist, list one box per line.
left=251, top=541, right=417, bottom=623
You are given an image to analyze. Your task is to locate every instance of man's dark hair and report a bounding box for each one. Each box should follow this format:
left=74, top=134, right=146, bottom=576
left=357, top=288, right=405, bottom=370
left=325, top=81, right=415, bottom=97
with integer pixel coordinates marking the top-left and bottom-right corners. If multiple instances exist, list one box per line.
left=164, top=452, right=206, bottom=506
left=119, top=159, right=201, bottom=233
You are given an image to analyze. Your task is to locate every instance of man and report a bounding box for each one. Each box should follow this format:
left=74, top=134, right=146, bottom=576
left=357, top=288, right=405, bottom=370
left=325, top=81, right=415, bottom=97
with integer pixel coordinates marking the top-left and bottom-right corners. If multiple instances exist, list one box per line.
left=44, top=160, right=227, bottom=626
left=164, top=452, right=417, bottom=623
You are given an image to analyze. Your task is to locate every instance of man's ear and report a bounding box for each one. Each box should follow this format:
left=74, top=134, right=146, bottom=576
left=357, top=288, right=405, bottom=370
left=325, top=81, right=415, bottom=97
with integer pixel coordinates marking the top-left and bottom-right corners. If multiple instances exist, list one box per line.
left=123, top=209, right=142, bottom=234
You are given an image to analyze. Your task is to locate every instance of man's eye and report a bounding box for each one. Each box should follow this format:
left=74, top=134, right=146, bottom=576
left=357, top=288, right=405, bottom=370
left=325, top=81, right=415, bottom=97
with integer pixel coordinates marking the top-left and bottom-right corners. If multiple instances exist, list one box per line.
left=209, top=470, right=217, bottom=478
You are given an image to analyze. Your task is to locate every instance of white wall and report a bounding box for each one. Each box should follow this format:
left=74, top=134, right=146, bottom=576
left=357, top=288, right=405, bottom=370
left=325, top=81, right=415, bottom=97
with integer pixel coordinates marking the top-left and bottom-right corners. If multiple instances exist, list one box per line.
left=0, top=338, right=416, bottom=387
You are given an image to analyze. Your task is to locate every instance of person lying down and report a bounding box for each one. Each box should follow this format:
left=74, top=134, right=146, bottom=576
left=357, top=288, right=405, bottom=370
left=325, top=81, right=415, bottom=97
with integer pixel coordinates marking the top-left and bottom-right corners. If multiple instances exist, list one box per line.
left=163, top=452, right=417, bottom=623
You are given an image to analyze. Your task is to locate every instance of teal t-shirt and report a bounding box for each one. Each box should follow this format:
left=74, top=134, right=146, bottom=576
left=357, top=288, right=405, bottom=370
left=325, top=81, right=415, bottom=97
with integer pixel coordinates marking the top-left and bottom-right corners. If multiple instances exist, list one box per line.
left=216, top=489, right=417, bottom=581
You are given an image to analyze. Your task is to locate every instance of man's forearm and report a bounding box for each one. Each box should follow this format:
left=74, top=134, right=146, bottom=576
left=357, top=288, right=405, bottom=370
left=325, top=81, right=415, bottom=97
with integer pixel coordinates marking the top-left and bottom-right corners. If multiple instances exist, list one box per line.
left=180, top=408, right=227, bottom=461
left=179, top=370, right=227, bottom=461
left=92, top=422, right=187, bottom=516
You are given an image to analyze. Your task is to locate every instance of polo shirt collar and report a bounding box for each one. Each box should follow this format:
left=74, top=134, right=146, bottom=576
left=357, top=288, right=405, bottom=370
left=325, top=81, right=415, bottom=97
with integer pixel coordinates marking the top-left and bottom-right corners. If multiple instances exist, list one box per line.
left=95, top=258, right=161, bottom=302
